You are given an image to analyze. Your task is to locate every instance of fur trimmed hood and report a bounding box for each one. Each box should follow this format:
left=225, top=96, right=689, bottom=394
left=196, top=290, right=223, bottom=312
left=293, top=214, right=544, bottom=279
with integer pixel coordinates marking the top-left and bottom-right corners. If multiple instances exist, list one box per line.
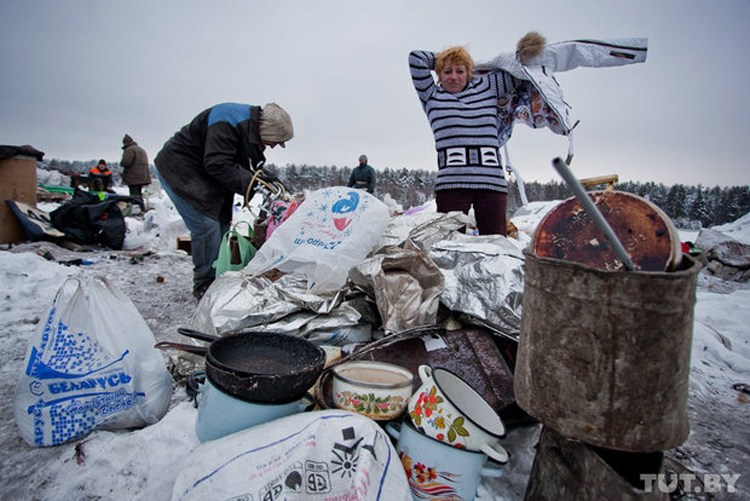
left=476, top=34, right=648, bottom=136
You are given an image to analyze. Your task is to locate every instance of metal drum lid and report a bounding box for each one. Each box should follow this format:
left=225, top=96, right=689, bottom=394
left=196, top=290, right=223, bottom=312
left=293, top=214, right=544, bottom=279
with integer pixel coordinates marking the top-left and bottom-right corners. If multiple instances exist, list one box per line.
left=532, top=190, right=682, bottom=272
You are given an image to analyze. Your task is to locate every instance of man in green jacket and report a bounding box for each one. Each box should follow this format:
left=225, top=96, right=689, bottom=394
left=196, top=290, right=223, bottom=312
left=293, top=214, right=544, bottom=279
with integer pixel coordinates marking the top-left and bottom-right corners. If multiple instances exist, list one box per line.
left=120, top=134, right=151, bottom=208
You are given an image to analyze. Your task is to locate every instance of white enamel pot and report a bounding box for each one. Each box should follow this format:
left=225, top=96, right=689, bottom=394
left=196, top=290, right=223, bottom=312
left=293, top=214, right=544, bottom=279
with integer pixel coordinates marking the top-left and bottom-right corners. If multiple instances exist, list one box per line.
left=407, top=365, right=509, bottom=463
left=331, top=360, right=413, bottom=420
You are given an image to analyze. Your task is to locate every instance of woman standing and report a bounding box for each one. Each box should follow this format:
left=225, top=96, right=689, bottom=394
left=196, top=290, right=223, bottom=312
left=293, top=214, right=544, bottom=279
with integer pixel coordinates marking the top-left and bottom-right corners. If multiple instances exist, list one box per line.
left=410, top=33, right=648, bottom=236
left=409, top=46, right=520, bottom=235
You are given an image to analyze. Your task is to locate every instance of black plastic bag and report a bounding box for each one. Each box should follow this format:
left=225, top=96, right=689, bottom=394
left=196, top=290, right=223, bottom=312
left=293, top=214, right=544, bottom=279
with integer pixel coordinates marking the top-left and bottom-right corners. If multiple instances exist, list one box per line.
left=50, top=189, right=127, bottom=249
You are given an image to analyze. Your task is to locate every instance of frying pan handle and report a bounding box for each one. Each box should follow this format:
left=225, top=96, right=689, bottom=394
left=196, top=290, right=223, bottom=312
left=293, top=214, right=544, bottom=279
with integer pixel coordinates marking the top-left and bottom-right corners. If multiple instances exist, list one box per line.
left=154, top=341, right=209, bottom=356
left=323, top=324, right=439, bottom=373
left=552, top=157, right=635, bottom=271
left=177, top=327, right=221, bottom=343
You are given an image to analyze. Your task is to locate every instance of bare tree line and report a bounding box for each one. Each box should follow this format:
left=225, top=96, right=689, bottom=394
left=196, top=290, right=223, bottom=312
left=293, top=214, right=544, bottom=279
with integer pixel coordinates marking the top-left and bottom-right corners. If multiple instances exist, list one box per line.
left=268, top=163, right=749, bottom=229
left=43, top=159, right=749, bottom=229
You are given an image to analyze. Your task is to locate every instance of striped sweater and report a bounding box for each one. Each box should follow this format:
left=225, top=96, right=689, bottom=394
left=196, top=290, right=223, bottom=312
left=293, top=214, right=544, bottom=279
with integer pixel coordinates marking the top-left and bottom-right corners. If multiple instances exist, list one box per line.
left=409, top=50, right=518, bottom=193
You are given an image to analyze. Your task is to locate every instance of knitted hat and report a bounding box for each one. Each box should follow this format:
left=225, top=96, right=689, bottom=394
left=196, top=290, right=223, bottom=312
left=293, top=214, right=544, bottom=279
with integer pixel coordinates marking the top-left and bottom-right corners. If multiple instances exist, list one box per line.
left=123, top=134, right=134, bottom=145
left=359, top=155, right=368, bottom=162
left=259, top=103, right=294, bottom=148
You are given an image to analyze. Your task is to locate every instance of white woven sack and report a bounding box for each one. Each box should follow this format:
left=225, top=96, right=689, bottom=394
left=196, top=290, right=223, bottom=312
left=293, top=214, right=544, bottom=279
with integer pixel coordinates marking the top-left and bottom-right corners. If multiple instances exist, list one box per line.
left=172, top=410, right=411, bottom=501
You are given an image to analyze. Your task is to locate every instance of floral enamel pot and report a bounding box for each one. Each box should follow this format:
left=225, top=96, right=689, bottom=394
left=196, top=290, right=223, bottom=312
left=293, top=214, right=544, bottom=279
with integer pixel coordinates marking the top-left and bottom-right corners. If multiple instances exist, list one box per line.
left=408, top=365, right=509, bottom=463
left=331, top=360, right=414, bottom=420
left=385, top=419, right=503, bottom=500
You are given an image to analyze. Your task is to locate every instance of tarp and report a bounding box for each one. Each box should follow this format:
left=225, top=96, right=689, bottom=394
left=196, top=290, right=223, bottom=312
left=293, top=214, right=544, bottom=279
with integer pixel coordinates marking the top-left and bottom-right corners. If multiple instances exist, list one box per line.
left=50, top=189, right=128, bottom=250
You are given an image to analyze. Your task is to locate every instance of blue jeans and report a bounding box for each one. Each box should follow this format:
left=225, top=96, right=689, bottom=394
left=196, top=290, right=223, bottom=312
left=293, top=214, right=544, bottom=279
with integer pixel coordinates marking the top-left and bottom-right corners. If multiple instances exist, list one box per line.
left=155, top=171, right=229, bottom=290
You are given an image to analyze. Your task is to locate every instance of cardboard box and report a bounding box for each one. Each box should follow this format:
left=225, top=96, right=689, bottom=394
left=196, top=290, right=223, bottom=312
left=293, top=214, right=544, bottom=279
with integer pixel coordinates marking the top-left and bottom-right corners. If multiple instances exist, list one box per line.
left=0, top=156, right=37, bottom=244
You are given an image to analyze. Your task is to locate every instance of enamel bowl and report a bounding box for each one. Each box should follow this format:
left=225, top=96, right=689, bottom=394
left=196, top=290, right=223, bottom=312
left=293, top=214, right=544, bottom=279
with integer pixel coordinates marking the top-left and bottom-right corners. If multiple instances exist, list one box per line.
left=331, top=360, right=414, bottom=420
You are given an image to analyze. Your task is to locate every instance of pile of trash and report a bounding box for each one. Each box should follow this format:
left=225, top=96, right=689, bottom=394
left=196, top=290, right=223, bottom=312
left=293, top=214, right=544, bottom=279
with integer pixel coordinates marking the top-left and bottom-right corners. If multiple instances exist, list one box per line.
left=187, top=187, right=527, bottom=351
left=13, top=180, right=750, bottom=499
left=695, top=226, right=750, bottom=283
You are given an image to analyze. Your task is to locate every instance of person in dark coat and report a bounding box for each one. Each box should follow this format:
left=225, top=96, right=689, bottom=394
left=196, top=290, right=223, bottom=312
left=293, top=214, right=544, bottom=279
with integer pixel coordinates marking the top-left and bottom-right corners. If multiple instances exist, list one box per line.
left=120, top=134, right=151, bottom=206
left=154, top=102, right=293, bottom=300
left=347, top=154, right=376, bottom=194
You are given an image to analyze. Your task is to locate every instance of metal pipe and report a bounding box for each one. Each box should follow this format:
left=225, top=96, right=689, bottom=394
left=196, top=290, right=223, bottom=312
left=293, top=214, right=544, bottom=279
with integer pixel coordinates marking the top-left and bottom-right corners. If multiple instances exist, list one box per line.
left=504, top=145, right=528, bottom=206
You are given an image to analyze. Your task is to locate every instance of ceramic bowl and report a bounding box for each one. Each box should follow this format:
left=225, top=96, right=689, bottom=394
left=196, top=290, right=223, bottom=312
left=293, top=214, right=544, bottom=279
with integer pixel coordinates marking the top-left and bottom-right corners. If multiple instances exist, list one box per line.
left=331, top=360, right=414, bottom=420
left=408, top=365, right=508, bottom=463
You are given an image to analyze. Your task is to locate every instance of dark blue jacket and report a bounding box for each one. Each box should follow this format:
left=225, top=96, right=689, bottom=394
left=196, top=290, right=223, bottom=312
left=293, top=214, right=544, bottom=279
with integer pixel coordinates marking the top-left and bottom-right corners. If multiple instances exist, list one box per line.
left=347, top=164, right=376, bottom=193
left=155, top=103, right=265, bottom=221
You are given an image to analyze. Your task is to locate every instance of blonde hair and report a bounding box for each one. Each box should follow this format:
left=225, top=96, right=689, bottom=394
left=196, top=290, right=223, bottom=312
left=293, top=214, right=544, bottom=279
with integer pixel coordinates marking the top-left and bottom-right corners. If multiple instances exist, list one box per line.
left=435, top=46, right=474, bottom=81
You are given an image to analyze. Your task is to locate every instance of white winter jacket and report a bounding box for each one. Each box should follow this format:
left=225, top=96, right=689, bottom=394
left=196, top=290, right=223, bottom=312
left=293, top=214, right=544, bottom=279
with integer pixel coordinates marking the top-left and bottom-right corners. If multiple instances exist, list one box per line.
left=476, top=38, right=648, bottom=152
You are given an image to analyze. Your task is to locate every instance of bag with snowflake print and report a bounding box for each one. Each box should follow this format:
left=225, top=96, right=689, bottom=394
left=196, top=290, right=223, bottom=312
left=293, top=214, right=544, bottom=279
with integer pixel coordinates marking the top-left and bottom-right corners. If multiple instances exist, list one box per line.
left=172, top=410, right=411, bottom=500
left=14, top=276, right=172, bottom=447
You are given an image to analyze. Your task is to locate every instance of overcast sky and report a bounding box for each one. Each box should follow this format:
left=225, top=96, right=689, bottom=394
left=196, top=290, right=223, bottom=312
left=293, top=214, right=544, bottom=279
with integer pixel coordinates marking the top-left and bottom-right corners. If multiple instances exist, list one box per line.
left=2, top=1, right=749, bottom=188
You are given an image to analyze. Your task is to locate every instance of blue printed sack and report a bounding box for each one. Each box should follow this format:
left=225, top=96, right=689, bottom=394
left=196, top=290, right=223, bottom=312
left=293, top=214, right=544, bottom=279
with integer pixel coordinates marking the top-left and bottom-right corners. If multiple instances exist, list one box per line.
left=14, top=276, right=172, bottom=447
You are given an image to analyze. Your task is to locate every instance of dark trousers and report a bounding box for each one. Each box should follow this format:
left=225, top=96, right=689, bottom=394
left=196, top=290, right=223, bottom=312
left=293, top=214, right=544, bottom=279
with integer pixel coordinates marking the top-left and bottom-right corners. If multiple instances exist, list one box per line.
left=128, top=184, right=146, bottom=209
left=436, top=189, right=507, bottom=236
left=128, top=184, right=145, bottom=198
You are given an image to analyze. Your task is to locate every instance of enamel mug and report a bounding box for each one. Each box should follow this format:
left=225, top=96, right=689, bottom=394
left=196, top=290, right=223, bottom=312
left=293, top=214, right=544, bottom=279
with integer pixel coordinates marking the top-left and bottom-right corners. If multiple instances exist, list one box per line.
left=408, top=365, right=509, bottom=463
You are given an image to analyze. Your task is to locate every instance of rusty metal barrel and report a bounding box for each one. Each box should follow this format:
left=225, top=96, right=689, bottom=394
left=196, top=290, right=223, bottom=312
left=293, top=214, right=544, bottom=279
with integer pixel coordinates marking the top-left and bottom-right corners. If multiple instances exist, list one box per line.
left=514, top=251, right=702, bottom=452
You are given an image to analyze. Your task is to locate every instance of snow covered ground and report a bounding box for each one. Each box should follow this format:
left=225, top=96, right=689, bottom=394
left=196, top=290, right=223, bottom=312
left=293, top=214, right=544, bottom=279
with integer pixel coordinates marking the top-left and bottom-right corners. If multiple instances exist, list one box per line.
left=1, top=191, right=748, bottom=500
